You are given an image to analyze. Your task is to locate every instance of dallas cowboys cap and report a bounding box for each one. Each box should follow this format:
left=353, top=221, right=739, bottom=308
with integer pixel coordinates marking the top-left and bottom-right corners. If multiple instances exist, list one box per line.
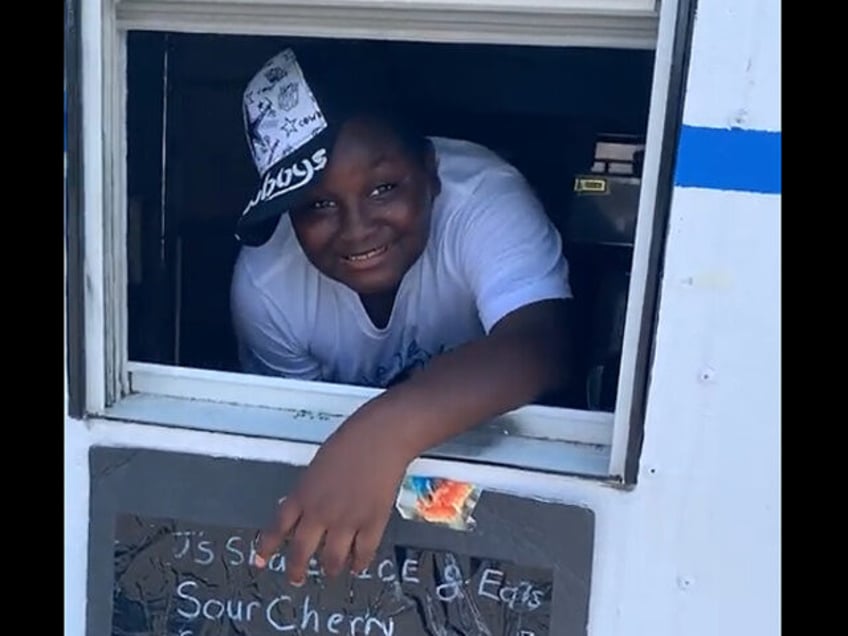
left=236, top=46, right=395, bottom=246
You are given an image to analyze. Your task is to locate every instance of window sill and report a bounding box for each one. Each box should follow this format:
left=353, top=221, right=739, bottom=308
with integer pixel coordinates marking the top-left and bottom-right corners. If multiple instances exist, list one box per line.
left=104, top=363, right=614, bottom=477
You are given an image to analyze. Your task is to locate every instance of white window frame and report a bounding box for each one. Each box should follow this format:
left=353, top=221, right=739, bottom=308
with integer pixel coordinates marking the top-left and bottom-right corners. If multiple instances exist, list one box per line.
left=81, top=0, right=679, bottom=481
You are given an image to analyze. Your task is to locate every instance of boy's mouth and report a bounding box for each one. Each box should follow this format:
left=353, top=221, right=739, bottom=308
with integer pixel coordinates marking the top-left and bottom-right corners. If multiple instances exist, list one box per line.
left=343, top=244, right=389, bottom=262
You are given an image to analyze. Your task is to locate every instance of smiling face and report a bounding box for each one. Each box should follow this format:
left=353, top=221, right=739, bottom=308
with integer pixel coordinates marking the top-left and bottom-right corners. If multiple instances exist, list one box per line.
left=289, top=116, right=440, bottom=296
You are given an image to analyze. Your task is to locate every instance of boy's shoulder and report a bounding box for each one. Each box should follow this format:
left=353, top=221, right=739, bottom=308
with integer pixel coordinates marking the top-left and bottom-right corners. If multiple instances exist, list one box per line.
left=428, top=136, right=540, bottom=239
left=430, top=136, right=526, bottom=191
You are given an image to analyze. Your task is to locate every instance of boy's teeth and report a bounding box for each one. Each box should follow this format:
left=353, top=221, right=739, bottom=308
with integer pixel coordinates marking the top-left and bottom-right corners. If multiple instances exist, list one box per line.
left=347, top=245, right=386, bottom=261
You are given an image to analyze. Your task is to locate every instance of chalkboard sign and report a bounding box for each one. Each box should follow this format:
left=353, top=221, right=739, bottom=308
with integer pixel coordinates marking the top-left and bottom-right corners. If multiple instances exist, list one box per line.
left=114, top=514, right=554, bottom=635
left=88, top=448, right=594, bottom=635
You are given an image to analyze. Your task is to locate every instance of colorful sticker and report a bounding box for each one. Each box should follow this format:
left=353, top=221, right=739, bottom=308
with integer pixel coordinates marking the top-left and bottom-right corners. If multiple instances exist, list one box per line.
left=396, top=476, right=482, bottom=531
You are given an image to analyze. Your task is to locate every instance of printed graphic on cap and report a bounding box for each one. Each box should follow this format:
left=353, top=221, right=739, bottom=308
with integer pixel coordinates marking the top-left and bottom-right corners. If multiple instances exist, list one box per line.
left=242, top=49, right=328, bottom=177
left=241, top=147, right=328, bottom=218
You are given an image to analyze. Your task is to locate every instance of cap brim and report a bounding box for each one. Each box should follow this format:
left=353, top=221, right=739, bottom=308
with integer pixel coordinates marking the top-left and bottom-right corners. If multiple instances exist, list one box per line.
left=236, top=133, right=333, bottom=246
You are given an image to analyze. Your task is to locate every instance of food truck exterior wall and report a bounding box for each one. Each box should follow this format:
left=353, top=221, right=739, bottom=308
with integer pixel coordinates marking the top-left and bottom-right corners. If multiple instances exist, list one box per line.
left=64, top=1, right=780, bottom=634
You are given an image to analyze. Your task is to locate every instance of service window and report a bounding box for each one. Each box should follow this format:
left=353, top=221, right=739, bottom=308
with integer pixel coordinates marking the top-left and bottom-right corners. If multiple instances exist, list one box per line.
left=73, top=0, right=686, bottom=482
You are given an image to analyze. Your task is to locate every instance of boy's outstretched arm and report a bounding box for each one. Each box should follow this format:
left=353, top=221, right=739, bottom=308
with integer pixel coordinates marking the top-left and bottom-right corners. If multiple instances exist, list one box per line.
left=256, top=298, right=574, bottom=583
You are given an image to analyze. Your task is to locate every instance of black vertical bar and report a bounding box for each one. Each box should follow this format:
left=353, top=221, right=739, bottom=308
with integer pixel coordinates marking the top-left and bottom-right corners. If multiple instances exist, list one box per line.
left=65, top=0, right=85, bottom=418
left=127, top=32, right=169, bottom=364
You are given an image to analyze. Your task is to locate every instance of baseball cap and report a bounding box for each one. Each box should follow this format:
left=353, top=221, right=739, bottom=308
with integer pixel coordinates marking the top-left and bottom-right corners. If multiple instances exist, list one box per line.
left=235, top=46, right=396, bottom=246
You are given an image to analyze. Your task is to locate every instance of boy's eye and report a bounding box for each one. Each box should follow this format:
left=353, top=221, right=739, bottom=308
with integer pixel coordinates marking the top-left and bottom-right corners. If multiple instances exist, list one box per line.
left=308, top=199, right=336, bottom=210
left=370, top=183, right=397, bottom=197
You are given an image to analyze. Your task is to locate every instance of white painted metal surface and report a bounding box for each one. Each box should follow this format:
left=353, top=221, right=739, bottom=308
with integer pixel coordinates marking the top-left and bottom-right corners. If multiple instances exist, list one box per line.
left=683, top=0, right=781, bottom=131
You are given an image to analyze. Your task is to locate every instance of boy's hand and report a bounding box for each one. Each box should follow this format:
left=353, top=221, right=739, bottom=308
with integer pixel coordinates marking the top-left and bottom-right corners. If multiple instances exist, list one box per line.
left=255, top=405, right=413, bottom=584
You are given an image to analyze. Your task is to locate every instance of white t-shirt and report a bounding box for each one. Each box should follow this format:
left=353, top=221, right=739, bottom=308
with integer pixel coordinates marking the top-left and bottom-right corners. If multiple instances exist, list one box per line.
left=231, top=137, right=572, bottom=387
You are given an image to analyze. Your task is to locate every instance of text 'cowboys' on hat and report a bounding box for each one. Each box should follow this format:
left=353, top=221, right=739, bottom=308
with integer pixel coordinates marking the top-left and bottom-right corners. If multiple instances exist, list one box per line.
left=235, top=46, right=395, bottom=246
